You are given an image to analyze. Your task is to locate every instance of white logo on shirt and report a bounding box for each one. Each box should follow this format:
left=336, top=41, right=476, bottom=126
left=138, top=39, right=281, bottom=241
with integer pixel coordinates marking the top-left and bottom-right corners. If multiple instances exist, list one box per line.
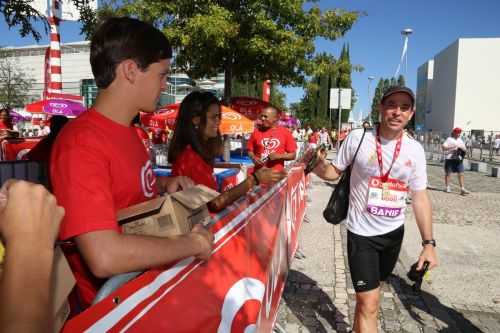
left=141, top=160, right=156, bottom=198
left=262, top=138, right=280, bottom=150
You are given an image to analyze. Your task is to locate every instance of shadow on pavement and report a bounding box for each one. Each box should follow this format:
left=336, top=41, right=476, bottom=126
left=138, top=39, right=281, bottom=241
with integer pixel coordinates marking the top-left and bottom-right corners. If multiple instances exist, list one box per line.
left=281, top=269, right=350, bottom=333
left=388, top=274, right=482, bottom=333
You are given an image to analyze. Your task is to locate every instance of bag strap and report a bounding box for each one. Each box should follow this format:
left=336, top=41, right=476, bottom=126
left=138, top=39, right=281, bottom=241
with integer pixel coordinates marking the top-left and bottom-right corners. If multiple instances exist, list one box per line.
left=350, top=128, right=366, bottom=167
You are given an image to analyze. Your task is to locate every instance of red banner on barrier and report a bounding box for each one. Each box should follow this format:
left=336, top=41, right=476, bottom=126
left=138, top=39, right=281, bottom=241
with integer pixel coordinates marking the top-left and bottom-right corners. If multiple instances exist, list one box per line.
left=63, top=166, right=306, bottom=332
left=1, top=138, right=42, bottom=161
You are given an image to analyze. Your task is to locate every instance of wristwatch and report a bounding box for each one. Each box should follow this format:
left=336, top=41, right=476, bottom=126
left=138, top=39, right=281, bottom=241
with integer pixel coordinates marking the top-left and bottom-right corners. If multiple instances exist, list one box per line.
left=422, top=239, right=436, bottom=247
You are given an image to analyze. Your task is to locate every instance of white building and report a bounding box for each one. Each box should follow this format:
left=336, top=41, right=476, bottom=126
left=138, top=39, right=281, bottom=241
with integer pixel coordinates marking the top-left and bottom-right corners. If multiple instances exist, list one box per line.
left=416, top=38, right=500, bottom=134
left=1, top=41, right=224, bottom=107
left=1, top=41, right=94, bottom=104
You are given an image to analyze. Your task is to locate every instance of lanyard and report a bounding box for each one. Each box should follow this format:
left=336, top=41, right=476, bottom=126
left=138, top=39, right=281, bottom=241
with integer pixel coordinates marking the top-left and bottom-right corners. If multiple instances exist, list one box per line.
left=376, top=127, right=403, bottom=183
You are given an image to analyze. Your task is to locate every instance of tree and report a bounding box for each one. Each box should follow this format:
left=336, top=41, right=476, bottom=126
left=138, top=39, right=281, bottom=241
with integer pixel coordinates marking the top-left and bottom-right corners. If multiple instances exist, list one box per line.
left=296, top=44, right=363, bottom=129
left=397, top=74, right=406, bottom=86
left=0, top=51, right=34, bottom=108
left=0, top=0, right=94, bottom=41
left=270, top=86, right=287, bottom=113
left=88, top=1, right=360, bottom=100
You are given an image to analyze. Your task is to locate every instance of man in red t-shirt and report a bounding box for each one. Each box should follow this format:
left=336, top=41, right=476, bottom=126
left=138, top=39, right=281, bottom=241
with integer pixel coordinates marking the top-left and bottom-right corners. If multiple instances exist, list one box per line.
left=247, top=106, right=297, bottom=171
left=50, top=17, right=213, bottom=310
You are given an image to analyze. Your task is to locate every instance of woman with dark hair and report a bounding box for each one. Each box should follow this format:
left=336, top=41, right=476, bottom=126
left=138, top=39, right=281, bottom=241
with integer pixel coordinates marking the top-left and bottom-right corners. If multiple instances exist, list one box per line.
left=0, top=108, right=13, bottom=130
left=169, top=91, right=285, bottom=211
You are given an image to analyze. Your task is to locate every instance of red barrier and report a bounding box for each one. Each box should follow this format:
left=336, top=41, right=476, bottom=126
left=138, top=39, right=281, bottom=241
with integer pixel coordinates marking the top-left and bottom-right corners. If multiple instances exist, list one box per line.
left=63, top=166, right=307, bottom=332
left=1, top=138, right=42, bottom=160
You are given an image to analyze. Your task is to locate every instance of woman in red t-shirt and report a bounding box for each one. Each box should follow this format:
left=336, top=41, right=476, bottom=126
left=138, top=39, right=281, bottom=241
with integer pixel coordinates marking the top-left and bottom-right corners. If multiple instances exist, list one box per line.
left=168, top=91, right=285, bottom=211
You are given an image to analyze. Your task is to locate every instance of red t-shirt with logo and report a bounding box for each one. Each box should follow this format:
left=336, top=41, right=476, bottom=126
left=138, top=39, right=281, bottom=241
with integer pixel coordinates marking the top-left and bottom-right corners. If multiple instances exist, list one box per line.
left=51, top=109, right=158, bottom=309
left=308, top=132, right=319, bottom=144
left=171, top=145, right=217, bottom=190
left=247, top=126, right=297, bottom=171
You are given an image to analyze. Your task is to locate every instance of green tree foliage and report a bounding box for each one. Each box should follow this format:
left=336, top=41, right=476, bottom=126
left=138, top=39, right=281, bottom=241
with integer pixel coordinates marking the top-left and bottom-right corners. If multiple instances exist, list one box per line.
left=0, top=0, right=94, bottom=41
left=294, top=44, right=363, bottom=129
left=231, top=78, right=287, bottom=112
left=85, top=1, right=360, bottom=100
left=0, top=51, right=34, bottom=108
left=397, top=74, right=406, bottom=86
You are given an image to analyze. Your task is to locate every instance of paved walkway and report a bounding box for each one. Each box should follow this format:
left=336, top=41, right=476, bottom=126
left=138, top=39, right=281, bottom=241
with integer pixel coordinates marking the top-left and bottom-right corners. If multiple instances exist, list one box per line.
left=275, top=155, right=500, bottom=332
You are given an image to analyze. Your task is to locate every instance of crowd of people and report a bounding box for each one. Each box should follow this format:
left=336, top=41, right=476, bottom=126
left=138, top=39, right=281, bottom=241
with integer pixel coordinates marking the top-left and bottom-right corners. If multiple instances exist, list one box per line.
left=9, top=15, right=496, bottom=333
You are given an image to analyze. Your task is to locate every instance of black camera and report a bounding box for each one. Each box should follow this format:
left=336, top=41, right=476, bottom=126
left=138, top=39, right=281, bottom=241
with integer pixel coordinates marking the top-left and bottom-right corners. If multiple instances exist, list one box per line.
left=407, top=261, right=430, bottom=292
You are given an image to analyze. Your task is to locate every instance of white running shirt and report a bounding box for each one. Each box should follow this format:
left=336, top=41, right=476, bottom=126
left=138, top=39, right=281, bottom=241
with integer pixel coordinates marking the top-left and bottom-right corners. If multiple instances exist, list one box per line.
left=332, top=128, right=427, bottom=237
left=442, top=137, right=466, bottom=160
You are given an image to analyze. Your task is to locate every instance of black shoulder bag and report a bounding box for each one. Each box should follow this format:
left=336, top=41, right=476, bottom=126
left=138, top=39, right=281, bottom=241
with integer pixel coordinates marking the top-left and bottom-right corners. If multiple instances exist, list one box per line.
left=323, top=129, right=366, bottom=224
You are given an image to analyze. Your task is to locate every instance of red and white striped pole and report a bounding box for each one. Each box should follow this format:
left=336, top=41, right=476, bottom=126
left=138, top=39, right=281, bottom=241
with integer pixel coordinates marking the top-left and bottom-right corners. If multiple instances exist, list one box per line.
left=48, top=0, right=62, bottom=94
left=262, top=80, right=271, bottom=102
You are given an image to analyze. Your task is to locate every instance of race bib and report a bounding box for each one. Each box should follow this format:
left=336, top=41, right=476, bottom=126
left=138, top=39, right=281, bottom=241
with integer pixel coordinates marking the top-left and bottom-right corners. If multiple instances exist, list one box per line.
left=367, top=176, right=408, bottom=217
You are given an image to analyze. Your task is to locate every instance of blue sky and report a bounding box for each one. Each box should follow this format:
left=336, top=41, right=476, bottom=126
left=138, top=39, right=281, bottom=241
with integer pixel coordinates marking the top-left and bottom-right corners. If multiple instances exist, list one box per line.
left=2, top=0, right=500, bottom=119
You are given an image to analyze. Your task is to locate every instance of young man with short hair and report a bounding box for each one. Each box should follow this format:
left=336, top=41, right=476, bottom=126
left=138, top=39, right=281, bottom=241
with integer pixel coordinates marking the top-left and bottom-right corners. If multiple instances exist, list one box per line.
left=313, top=86, right=438, bottom=333
left=50, top=17, right=213, bottom=310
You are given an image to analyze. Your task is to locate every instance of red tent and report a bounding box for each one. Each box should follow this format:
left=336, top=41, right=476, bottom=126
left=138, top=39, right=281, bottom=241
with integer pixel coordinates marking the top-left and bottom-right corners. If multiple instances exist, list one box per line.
left=229, top=96, right=280, bottom=120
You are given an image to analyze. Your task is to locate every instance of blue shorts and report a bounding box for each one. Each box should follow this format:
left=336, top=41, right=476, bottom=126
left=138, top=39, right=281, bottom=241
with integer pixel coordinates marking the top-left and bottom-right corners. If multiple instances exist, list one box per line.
left=445, top=159, right=464, bottom=174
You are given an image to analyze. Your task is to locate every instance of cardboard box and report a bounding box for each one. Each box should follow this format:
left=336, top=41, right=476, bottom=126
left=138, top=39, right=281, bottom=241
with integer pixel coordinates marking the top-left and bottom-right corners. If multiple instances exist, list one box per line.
left=118, top=185, right=219, bottom=237
left=0, top=243, right=75, bottom=333
left=51, top=247, right=76, bottom=332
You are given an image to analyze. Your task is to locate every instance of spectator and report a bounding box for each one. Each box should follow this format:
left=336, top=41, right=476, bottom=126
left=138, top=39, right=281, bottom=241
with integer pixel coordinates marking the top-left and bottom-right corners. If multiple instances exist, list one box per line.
left=0, top=108, right=13, bottom=130
left=25, top=115, right=69, bottom=176
left=0, top=108, right=15, bottom=141
left=319, top=128, right=331, bottom=149
left=494, top=135, right=500, bottom=155
left=0, top=180, right=65, bottom=333
left=247, top=106, right=297, bottom=171
left=168, top=91, right=285, bottom=211
left=50, top=17, right=213, bottom=311
left=308, top=129, right=319, bottom=149
left=442, top=127, right=469, bottom=195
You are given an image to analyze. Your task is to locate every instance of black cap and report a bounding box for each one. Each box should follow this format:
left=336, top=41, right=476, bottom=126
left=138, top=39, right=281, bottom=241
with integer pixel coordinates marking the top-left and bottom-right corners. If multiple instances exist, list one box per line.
left=381, top=86, right=415, bottom=107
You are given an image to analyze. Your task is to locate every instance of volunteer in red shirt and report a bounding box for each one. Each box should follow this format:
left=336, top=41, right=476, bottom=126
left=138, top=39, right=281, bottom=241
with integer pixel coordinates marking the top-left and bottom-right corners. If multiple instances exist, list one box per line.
left=50, top=17, right=214, bottom=311
left=169, top=91, right=285, bottom=211
left=247, top=106, right=297, bottom=171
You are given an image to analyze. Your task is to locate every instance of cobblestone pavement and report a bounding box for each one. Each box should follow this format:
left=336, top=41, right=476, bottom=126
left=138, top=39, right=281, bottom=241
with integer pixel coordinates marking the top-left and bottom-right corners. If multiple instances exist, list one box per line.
left=275, top=157, right=500, bottom=333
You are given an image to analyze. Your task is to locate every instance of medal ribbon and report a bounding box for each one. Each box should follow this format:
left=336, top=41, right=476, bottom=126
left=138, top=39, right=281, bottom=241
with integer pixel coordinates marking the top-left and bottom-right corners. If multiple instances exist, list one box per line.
left=376, top=127, right=403, bottom=183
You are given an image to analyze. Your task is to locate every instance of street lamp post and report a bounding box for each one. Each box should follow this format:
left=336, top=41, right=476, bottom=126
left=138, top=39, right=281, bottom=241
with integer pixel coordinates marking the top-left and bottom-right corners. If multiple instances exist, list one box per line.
left=395, top=28, right=413, bottom=77
left=367, top=75, right=375, bottom=122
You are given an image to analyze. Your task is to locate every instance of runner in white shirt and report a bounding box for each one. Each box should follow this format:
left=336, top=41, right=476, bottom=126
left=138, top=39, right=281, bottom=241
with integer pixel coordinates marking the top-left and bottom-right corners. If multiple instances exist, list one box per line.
left=312, top=86, right=438, bottom=333
left=494, top=136, right=500, bottom=155
left=442, top=128, right=468, bottom=195
left=319, top=128, right=331, bottom=149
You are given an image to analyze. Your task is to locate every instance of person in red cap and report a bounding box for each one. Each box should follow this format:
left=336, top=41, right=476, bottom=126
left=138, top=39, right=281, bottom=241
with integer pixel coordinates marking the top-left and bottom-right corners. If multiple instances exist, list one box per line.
left=442, top=127, right=469, bottom=195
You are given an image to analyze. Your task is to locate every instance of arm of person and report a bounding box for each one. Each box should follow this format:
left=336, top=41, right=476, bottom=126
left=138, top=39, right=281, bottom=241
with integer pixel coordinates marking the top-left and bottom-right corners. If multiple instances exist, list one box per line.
left=268, top=151, right=296, bottom=161
left=0, top=180, right=65, bottom=333
left=75, top=224, right=213, bottom=278
left=247, top=150, right=264, bottom=166
left=441, top=138, right=455, bottom=150
left=411, top=189, right=438, bottom=271
left=312, top=158, right=342, bottom=181
left=312, top=129, right=359, bottom=181
left=157, top=175, right=194, bottom=194
left=207, top=167, right=286, bottom=211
